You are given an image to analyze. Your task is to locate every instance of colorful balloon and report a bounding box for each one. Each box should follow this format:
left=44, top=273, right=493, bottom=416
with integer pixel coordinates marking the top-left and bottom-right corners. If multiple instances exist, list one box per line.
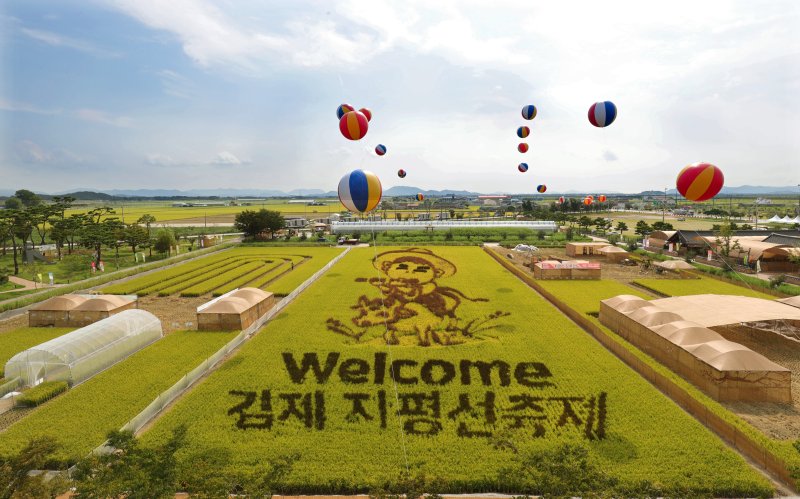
left=587, top=195, right=594, bottom=200
left=338, top=169, right=382, bottom=213
left=375, top=144, right=387, bottom=156
left=537, top=185, right=547, bottom=193
left=521, top=105, right=537, bottom=120
left=518, top=143, right=529, bottom=153
left=517, top=126, right=530, bottom=138
left=676, top=162, right=724, bottom=201
left=336, top=103, right=355, bottom=120
left=339, top=111, right=369, bottom=140
left=518, top=163, right=529, bottom=173
left=558, top=196, right=565, bottom=204
left=416, top=193, right=424, bottom=201
left=359, top=108, right=372, bottom=122
left=598, top=194, right=607, bottom=202
left=588, top=101, right=617, bottom=127
left=397, top=169, right=406, bottom=178
left=584, top=197, right=593, bottom=206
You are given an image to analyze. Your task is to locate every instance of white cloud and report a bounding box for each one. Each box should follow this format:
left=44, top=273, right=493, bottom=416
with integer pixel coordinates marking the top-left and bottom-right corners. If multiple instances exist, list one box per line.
left=145, top=153, right=178, bottom=166
left=15, top=140, right=52, bottom=163
left=212, top=151, right=248, bottom=165
left=602, top=150, right=618, bottom=162
left=75, top=109, right=133, bottom=128
left=0, top=98, right=62, bottom=116
left=20, top=27, right=121, bottom=58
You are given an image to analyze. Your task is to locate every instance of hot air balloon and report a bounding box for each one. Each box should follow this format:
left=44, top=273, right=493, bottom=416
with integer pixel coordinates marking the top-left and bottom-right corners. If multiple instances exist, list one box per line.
left=598, top=194, right=607, bottom=202
left=518, top=163, right=529, bottom=173
left=517, top=126, right=530, bottom=138
left=588, top=101, right=617, bottom=127
left=676, top=162, right=724, bottom=201
left=583, top=197, right=593, bottom=206
left=518, top=143, right=529, bottom=153
left=359, top=108, right=372, bottom=122
left=521, top=105, right=537, bottom=120
left=537, top=185, right=547, bottom=193
left=336, top=103, right=355, bottom=120
left=416, top=193, right=424, bottom=201
left=375, top=144, right=387, bottom=156
left=558, top=196, right=565, bottom=204
left=587, top=195, right=594, bottom=200
left=339, top=111, right=369, bottom=140
left=397, top=169, right=406, bottom=178
left=338, top=169, right=382, bottom=213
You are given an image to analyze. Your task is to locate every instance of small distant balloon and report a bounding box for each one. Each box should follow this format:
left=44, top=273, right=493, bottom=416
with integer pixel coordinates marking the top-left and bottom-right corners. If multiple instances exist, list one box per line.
left=587, top=195, right=594, bottom=200
left=416, top=193, right=424, bottom=201
left=537, top=185, right=547, bottom=193
left=518, top=143, right=529, bottom=153
left=588, top=101, right=617, bottom=127
left=584, top=197, right=593, bottom=206
left=676, top=162, right=724, bottom=202
left=359, top=108, right=372, bottom=122
left=517, top=126, right=530, bottom=138
left=375, top=144, right=387, bottom=156
left=339, top=111, right=369, bottom=140
left=397, top=169, right=407, bottom=178
left=518, top=163, right=529, bottom=173
left=521, top=105, right=538, bottom=120
left=558, top=196, right=565, bottom=204
left=598, top=194, right=607, bottom=202
left=338, top=169, right=382, bottom=213
left=336, top=103, right=355, bottom=120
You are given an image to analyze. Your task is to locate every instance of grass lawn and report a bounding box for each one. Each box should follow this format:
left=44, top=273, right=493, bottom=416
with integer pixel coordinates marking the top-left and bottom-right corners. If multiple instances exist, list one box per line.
left=633, top=275, right=777, bottom=299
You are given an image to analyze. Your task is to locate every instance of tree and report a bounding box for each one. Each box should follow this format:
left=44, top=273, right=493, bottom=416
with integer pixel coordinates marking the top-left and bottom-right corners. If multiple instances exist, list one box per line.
left=153, top=228, right=177, bottom=255
left=615, top=221, right=628, bottom=234
left=0, top=435, right=68, bottom=498
left=47, top=196, right=75, bottom=260
left=0, top=209, right=33, bottom=275
left=137, top=214, right=157, bottom=256
left=14, top=189, right=41, bottom=208
left=714, top=222, right=742, bottom=258
left=651, top=221, right=674, bottom=231
left=234, top=210, right=266, bottom=238
left=3, top=197, right=22, bottom=210
left=80, top=207, right=118, bottom=268
left=634, top=220, right=652, bottom=237
left=578, top=216, right=593, bottom=234
left=124, top=223, right=150, bottom=255
left=29, top=203, right=58, bottom=245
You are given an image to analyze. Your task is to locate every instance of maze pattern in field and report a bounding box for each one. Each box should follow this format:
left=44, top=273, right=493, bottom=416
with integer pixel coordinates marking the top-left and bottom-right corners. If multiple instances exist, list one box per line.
left=632, top=276, right=776, bottom=299
left=139, top=247, right=770, bottom=495
left=102, top=247, right=342, bottom=297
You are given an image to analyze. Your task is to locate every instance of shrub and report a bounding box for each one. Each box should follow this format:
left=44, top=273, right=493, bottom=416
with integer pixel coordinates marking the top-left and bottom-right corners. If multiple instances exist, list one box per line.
left=769, top=274, right=786, bottom=289
left=0, top=267, right=8, bottom=285
left=16, top=381, right=69, bottom=407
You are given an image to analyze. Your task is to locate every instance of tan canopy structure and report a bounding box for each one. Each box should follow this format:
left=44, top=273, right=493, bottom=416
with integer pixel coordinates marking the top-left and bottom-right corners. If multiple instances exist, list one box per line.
left=28, top=294, right=137, bottom=327
left=598, top=245, right=629, bottom=263
left=565, top=242, right=609, bottom=257
left=599, top=294, right=792, bottom=402
left=779, top=296, right=800, bottom=309
left=647, top=230, right=677, bottom=250
left=197, top=287, right=275, bottom=331
left=653, top=260, right=694, bottom=271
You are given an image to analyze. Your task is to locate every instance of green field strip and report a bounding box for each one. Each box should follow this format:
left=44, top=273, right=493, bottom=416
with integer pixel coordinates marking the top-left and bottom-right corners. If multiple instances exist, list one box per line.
left=0, top=329, right=238, bottom=463
left=632, top=276, right=776, bottom=299
left=179, top=261, right=268, bottom=297
left=212, top=260, right=287, bottom=296
left=0, top=328, right=74, bottom=367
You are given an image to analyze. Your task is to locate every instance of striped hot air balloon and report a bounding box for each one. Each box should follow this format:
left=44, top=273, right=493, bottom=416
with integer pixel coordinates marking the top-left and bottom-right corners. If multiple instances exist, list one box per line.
left=598, top=194, right=607, bottom=202
left=397, top=169, right=406, bottom=178
left=339, top=111, right=369, bottom=140
left=584, top=197, right=593, bottom=206
left=375, top=144, right=387, bottom=156
left=588, top=101, right=617, bottom=127
left=537, top=185, right=547, bottom=193
left=338, top=169, right=382, bottom=213
left=517, top=126, right=530, bottom=138
left=359, top=108, right=372, bottom=122
left=518, top=143, right=529, bottom=153
left=518, top=163, right=529, bottom=172
left=336, top=103, right=355, bottom=119
left=558, top=196, right=565, bottom=204
left=416, top=193, right=424, bottom=201
left=521, top=105, right=537, bottom=120
left=676, top=162, right=724, bottom=201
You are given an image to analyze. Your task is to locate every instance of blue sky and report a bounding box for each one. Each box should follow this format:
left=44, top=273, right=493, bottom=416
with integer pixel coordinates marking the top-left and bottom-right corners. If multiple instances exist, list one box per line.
left=1, top=0, right=798, bottom=194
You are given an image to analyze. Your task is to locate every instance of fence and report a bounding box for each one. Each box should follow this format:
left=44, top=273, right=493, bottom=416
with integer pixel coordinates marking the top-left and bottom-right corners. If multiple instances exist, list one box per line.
left=0, top=377, right=21, bottom=398
left=332, top=220, right=558, bottom=233
left=94, top=246, right=352, bottom=451
left=483, top=246, right=797, bottom=491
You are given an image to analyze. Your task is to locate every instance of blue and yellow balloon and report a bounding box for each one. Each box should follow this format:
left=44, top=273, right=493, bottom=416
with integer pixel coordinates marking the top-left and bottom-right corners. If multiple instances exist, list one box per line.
left=338, top=169, right=382, bottom=213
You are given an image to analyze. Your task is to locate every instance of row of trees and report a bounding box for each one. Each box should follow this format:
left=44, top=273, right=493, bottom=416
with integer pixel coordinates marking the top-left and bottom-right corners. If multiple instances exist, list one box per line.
left=0, top=190, right=171, bottom=276
left=234, top=209, right=286, bottom=239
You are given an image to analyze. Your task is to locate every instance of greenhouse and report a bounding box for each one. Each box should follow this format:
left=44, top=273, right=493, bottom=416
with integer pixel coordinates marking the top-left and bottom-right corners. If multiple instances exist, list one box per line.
left=5, top=309, right=162, bottom=387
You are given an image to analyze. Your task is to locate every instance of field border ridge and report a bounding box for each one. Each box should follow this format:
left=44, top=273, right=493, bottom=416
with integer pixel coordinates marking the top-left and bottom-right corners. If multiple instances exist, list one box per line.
left=482, top=246, right=798, bottom=493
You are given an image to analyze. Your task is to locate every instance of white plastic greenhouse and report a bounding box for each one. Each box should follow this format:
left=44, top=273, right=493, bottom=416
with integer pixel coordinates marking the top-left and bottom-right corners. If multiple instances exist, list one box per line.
left=4, top=309, right=162, bottom=387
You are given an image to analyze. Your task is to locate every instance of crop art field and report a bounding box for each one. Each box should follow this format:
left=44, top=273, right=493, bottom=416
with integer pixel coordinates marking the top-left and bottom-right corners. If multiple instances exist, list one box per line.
left=141, top=247, right=770, bottom=495
left=102, top=246, right=343, bottom=297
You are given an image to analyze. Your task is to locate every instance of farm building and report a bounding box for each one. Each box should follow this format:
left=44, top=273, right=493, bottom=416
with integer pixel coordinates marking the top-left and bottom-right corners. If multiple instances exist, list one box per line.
left=646, top=230, right=677, bottom=251
left=598, top=245, right=629, bottom=263
left=533, top=260, right=601, bottom=280
left=28, top=294, right=137, bottom=327
left=599, top=294, right=800, bottom=403
left=197, top=287, right=276, bottom=331
left=6, top=309, right=162, bottom=387
left=565, top=242, right=610, bottom=257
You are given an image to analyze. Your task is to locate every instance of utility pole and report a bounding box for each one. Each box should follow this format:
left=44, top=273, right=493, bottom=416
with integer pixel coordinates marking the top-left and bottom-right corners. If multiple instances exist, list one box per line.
left=662, top=188, right=667, bottom=223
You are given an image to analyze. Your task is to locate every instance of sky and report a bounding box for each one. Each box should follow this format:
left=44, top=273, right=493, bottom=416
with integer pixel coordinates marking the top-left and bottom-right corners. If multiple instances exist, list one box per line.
left=0, top=0, right=798, bottom=195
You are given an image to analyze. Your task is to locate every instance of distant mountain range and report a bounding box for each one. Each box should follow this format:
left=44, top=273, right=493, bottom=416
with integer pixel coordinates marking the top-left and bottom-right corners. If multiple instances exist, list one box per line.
left=0, top=185, right=797, bottom=200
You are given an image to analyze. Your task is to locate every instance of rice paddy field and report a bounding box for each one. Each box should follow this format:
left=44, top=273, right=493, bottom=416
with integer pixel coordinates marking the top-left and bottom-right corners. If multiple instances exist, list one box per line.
left=136, top=247, right=772, bottom=495
left=0, top=327, right=74, bottom=367
left=633, top=275, right=778, bottom=299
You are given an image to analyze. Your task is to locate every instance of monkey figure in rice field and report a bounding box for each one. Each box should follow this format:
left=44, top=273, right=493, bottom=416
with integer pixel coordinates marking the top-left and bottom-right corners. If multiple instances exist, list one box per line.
left=326, top=248, right=509, bottom=346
